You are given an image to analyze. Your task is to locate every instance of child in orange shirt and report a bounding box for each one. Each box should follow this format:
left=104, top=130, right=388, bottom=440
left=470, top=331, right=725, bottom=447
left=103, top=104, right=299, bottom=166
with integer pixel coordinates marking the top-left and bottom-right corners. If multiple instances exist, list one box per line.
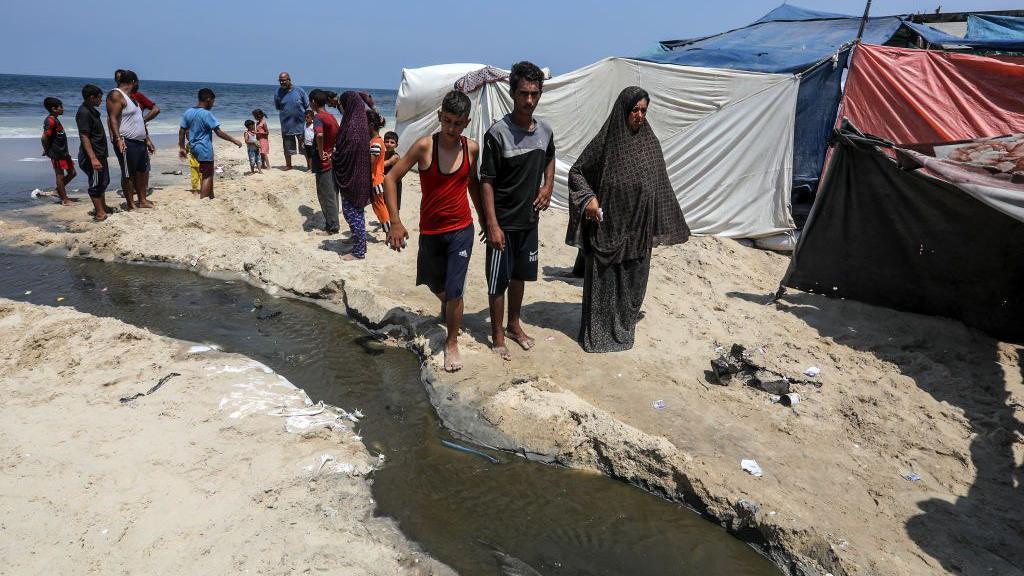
left=368, top=108, right=390, bottom=233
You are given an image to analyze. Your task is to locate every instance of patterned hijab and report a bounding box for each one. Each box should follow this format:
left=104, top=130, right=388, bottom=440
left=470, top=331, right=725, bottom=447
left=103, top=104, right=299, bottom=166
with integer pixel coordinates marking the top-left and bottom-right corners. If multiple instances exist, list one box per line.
left=332, top=91, right=373, bottom=207
left=567, top=86, right=689, bottom=266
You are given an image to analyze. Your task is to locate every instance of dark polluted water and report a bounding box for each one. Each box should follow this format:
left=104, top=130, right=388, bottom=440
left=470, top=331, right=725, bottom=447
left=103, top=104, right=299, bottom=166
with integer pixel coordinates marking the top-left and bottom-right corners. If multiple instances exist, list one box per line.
left=0, top=252, right=779, bottom=576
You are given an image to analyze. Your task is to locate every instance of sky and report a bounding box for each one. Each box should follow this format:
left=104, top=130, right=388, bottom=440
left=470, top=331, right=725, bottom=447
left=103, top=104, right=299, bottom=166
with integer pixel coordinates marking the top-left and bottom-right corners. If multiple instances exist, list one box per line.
left=1, top=0, right=1020, bottom=88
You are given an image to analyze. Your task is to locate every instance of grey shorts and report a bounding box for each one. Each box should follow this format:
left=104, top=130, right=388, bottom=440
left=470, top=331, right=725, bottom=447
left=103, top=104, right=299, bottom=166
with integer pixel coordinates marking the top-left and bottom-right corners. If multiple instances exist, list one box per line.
left=282, top=133, right=303, bottom=156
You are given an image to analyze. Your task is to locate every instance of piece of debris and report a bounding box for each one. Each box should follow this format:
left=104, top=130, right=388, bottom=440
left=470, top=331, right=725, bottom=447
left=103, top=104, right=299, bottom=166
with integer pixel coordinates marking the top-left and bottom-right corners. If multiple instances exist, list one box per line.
left=119, top=372, right=181, bottom=403
left=161, top=170, right=183, bottom=175
left=652, top=399, right=666, bottom=410
left=741, top=459, right=763, bottom=477
left=902, top=472, right=922, bottom=482
left=780, top=392, right=800, bottom=407
left=23, top=290, right=31, bottom=295
left=544, top=336, right=555, bottom=341
left=256, top=310, right=281, bottom=320
left=441, top=439, right=500, bottom=464
left=709, top=343, right=820, bottom=395
left=804, top=366, right=821, bottom=378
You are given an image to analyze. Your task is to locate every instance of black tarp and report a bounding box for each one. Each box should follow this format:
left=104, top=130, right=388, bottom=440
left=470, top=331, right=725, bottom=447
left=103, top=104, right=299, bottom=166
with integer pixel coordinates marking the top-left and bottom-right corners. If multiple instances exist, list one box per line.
left=781, top=126, right=1024, bottom=341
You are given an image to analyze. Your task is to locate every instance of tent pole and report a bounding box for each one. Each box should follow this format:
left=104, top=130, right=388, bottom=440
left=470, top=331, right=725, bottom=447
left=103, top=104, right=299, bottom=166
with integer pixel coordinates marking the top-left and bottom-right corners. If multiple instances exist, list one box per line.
left=856, top=0, right=874, bottom=40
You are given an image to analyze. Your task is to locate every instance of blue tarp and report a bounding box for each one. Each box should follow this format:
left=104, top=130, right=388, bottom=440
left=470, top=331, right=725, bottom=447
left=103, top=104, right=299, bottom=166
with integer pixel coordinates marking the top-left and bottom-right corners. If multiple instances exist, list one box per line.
left=642, top=15, right=902, bottom=73
left=754, top=4, right=853, bottom=24
left=966, top=14, right=1024, bottom=40
left=902, top=19, right=1024, bottom=50
left=638, top=5, right=903, bottom=200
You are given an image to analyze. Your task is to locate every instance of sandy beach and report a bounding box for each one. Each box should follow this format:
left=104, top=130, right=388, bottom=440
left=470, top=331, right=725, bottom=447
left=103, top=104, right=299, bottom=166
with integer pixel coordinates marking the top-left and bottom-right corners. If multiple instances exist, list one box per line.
left=0, top=297, right=453, bottom=575
left=1, top=137, right=1022, bottom=576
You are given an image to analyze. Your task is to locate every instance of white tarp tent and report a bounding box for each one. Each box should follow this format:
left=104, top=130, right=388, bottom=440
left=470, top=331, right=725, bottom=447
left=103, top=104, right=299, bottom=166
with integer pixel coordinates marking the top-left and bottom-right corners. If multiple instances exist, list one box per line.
left=395, top=57, right=799, bottom=238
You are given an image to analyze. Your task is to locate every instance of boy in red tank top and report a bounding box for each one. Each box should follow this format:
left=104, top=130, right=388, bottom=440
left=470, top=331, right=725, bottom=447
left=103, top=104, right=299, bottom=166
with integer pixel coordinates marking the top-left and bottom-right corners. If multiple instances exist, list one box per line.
left=384, top=91, right=484, bottom=373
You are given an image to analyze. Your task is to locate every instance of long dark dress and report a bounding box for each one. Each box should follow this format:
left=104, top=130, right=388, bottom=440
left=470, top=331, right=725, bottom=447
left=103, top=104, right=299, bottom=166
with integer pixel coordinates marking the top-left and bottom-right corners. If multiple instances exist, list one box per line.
left=566, top=87, right=690, bottom=352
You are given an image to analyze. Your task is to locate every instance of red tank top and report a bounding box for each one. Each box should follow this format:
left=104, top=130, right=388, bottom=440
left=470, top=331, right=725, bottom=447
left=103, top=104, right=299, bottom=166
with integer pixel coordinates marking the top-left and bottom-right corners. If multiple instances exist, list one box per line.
left=419, top=134, right=473, bottom=235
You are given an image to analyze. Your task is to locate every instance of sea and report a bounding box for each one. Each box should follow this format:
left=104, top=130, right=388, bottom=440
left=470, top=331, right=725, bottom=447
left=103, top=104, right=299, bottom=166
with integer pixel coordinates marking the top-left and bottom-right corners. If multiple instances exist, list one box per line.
left=0, top=73, right=397, bottom=206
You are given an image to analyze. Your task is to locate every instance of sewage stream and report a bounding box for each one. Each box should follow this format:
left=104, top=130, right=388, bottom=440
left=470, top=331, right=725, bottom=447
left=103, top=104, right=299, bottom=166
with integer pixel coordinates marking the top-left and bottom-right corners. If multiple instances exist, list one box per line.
left=0, top=252, right=779, bottom=576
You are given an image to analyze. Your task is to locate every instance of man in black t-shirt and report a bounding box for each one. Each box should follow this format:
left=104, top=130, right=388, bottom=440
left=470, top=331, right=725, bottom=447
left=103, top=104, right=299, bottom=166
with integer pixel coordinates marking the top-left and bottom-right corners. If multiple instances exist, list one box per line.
left=480, top=61, right=556, bottom=361
left=76, top=84, right=111, bottom=221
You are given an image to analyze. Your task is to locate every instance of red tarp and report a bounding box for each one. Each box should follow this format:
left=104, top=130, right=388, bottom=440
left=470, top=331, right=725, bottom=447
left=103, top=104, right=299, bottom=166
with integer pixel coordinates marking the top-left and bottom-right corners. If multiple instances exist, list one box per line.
left=840, top=44, right=1024, bottom=145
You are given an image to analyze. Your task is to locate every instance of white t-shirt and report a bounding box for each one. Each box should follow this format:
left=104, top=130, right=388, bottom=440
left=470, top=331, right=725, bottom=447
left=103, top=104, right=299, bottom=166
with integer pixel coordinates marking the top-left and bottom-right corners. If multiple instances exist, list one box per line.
left=304, top=123, right=315, bottom=146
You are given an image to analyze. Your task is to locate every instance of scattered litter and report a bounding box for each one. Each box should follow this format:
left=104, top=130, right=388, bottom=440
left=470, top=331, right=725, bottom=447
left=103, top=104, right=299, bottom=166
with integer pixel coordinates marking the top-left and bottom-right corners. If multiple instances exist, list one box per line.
left=23, top=290, right=31, bottom=295
left=56, top=296, right=64, bottom=302
left=709, top=343, right=820, bottom=395
left=268, top=403, right=326, bottom=418
left=215, top=165, right=224, bottom=174
left=101, top=287, right=108, bottom=292
left=256, top=310, right=281, bottom=320
left=902, top=472, right=922, bottom=482
left=119, top=372, right=181, bottom=403
left=187, top=344, right=218, bottom=354
left=544, top=336, right=555, bottom=341
left=804, top=366, right=821, bottom=378
left=652, top=399, right=666, bottom=410
left=441, top=439, right=500, bottom=464
left=377, top=453, right=386, bottom=464
left=741, top=459, right=763, bottom=477
left=781, top=393, right=800, bottom=407
left=161, top=170, right=183, bottom=175
left=30, top=189, right=55, bottom=199
left=313, top=454, right=335, bottom=477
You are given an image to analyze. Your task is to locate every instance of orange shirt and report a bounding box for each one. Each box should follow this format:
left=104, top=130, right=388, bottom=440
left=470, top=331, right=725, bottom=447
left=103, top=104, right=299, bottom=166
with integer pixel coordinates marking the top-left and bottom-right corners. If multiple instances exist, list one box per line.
left=370, top=135, right=386, bottom=187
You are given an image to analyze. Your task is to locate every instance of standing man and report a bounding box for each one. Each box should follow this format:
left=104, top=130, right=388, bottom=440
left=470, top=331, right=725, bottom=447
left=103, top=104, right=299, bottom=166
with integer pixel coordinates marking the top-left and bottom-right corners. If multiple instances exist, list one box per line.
left=479, top=61, right=555, bottom=361
left=106, top=70, right=152, bottom=209
left=178, top=88, right=243, bottom=199
left=309, top=89, right=341, bottom=234
left=75, top=84, right=110, bottom=221
left=274, top=72, right=308, bottom=170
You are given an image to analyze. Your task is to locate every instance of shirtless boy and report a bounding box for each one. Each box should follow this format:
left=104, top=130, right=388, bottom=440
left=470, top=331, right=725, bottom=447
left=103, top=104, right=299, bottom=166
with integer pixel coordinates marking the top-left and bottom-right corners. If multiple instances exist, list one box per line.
left=384, top=91, right=484, bottom=372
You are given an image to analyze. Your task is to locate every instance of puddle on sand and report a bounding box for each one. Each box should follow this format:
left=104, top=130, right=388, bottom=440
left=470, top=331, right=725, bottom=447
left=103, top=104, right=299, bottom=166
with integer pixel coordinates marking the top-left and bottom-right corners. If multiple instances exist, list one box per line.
left=0, top=253, right=780, bottom=576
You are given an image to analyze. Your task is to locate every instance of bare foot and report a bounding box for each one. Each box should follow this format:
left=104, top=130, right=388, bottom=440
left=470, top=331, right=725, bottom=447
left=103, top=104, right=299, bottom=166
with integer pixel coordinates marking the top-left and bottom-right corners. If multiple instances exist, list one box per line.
left=491, top=344, right=512, bottom=361
left=60, top=199, right=73, bottom=206
left=138, top=200, right=155, bottom=208
left=93, top=213, right=107, bottom=222
left=444, top=342, right=463, bottom=372
left=504, top=328, right=535, bottom=351
left=341, top=253, right=363, bottom=261
left=280, top=166, right=291, bottom=171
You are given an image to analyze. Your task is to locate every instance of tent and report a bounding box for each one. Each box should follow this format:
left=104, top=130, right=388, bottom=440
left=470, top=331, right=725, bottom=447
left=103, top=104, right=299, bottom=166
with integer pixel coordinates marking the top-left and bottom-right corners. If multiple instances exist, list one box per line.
left=901, top=18, right=1024, bottom=50
left=639, top=5, right=904, bottom=195
left=395, top=57, right=798, bottom=238
left=966, top=14, right=1024, bottom=40
left=838, top=44, right=1024, bottom=145
left=781, top=124, right=1024, bottom=341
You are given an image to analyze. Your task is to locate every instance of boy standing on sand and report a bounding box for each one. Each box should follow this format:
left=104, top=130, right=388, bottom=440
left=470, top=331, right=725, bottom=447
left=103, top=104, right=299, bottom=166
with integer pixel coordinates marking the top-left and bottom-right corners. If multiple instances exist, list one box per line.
left=384, top=91, right=484, bottom=372
left=383, top=131, right=402, bottom=210
left=310, top=90, right=341, bottom=234
left=479, top=61, right=555, bottom=361
left=75, top=84, right=110, bottom=220
left=177, top=88, right=242, bottom=199
left=40, top=97, right=76, bottom=206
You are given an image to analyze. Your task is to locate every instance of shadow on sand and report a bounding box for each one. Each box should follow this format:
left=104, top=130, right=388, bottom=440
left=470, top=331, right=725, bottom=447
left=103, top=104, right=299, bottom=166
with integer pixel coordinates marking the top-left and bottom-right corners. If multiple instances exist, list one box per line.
left=729, top=289, right=1024, bottom=574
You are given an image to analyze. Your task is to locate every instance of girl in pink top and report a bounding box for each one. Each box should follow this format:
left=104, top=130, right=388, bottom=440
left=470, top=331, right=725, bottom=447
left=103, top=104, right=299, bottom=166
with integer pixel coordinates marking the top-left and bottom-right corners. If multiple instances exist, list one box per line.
left=252, top=108, right=270, bottom=169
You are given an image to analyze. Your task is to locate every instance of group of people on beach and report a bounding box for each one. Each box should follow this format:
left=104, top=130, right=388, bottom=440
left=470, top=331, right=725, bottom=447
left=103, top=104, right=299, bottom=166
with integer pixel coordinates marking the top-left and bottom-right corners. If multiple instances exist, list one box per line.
left=41, top=70, right=161, bottom=220
left=381, top=61, right=689, bottom=371
left=42, top=62, right=689, bottom=369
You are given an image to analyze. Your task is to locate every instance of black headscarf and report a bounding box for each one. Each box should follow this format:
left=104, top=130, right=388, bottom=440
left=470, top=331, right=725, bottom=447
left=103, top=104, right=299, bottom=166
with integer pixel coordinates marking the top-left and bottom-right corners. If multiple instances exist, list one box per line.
left=566, top=86, right=689, bottom=266
left=332, top=91, right=373, bottom=207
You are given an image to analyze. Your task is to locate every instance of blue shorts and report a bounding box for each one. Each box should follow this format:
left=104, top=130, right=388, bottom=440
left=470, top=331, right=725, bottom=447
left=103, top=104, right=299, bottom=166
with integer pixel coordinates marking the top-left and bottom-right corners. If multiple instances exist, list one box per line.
left=416, top=224, right=474, bottom=299
left=124, top=138, right=150, bottom=176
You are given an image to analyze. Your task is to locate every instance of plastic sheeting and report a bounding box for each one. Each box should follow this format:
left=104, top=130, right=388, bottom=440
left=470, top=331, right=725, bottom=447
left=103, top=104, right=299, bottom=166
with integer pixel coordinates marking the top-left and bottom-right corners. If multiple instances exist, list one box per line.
left=395, top=57, right=798, bottom=238
left=840, top=44, right=1024, bottom=145
left=901, top=19, right=1024, bottom=50
left=639, top=6, right=902, bottom=196
left=966, top=14, right=1024, bottom=40
left=783, top=126, right=1024, bottom=341
left=641, top=15, right=901, bottom=73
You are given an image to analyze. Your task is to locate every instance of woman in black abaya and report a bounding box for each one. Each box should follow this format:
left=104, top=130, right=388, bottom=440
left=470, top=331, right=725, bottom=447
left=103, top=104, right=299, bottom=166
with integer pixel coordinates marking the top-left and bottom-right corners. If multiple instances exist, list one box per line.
left=566, top=86, right=690, bottom=352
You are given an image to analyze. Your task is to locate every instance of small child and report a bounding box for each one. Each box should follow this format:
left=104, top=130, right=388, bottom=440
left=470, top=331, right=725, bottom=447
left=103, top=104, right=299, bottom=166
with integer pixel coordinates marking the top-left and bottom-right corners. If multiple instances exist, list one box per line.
left=244, top=120, right=262, bottom=174
left=303, top=109, right=315, bottom=170
left=368, top=109, right=390, bottom=234
left=252, top=109, right=270, bottom=169
left=40, top=97, right=76, bottom=205
left=383, top=131, right=402, bottom=211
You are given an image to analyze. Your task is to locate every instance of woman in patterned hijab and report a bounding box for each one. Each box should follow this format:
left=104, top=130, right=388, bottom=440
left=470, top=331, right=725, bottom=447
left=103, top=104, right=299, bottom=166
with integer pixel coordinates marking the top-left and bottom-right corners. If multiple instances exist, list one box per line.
left=566, top=86, right=690, bottom=352
left=332, top=91, right=375, bottom=259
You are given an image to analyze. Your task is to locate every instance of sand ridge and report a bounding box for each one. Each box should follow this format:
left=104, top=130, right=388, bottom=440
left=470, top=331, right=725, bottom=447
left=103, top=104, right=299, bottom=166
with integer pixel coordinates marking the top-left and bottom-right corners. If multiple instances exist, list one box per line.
left=1, top=137, right=1022, bottom=575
